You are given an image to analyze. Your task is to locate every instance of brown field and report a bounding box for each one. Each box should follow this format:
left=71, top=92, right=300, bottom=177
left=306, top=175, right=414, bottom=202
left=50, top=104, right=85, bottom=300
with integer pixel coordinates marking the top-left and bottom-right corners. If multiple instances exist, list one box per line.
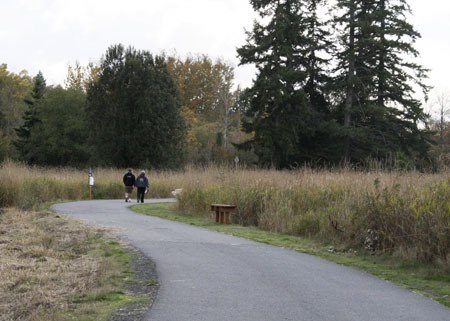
left=1, top=160, right=449, bottom=265
left=0, top=207, right=132, bottom=321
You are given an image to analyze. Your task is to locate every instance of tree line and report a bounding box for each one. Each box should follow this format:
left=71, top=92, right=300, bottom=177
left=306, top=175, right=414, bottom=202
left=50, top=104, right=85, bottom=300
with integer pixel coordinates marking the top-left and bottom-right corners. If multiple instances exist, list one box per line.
left=1, top=0, right=449, bottom=169
left=0, top=46, right=249, bottom=168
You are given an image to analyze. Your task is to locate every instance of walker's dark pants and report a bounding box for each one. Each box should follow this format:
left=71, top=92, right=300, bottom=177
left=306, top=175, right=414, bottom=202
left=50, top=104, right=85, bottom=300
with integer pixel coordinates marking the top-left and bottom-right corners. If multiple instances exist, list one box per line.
left=137, top=187, right=146, bottom=203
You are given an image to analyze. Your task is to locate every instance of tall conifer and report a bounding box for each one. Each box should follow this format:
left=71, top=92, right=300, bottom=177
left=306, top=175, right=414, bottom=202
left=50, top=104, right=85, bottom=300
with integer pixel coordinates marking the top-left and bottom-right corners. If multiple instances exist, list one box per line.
left=14, top=71, right=46, bottom=162
left=237, top=0, right=333, bottom=168
left=86, top=44, right=185, bottom=168
left=333, top=0, right=431, bottom=164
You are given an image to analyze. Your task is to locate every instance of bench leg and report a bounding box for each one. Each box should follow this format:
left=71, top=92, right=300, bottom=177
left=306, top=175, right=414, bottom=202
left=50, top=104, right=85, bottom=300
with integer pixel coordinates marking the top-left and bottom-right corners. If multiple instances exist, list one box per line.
left=214, top=209, right=233, bottom=224
left=224, top=212, right=230, bottom=224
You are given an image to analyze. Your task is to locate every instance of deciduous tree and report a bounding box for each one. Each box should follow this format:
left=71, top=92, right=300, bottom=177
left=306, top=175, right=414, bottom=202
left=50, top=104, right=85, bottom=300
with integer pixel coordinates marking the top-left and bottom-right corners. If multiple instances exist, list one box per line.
left=64, top=61, right=100, bottom=92
left=165, top=53, right=240, bottom=164
left=0, top=64, right=31, bottom=160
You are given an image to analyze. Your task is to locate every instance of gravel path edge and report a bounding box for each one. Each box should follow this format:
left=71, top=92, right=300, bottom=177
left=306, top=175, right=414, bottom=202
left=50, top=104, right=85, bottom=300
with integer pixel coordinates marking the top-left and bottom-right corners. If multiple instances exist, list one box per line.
left=107, top=242, right=159, bottom=321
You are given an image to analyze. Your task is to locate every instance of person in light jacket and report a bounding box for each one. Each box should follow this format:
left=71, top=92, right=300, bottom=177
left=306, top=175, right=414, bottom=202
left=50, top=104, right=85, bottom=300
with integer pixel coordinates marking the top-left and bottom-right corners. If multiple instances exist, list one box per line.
left=135, top=170, right=149, bottom=203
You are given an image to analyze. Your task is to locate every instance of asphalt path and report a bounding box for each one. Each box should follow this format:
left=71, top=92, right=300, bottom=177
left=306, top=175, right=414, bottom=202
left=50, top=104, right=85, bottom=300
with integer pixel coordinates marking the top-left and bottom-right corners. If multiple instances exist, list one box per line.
left=51, top=200, right=450, bottom=321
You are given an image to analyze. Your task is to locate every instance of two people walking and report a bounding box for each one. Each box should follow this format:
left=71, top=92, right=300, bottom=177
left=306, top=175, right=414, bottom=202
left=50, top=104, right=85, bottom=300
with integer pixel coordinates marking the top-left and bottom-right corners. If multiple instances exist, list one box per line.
left=122, top=169, right=149, bottom=203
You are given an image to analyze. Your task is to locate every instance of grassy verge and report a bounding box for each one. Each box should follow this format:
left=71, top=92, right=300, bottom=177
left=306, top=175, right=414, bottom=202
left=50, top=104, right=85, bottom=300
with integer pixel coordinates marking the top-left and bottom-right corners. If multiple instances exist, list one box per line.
left=0, top=207, right=149, bottom=321
left=132, top=202, right=450, bottom=308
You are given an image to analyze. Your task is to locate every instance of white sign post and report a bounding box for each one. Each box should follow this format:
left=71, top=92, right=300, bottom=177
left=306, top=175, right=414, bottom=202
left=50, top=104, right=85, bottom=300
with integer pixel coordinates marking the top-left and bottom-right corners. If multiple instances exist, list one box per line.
left=88, top=169, right=94, bottom=199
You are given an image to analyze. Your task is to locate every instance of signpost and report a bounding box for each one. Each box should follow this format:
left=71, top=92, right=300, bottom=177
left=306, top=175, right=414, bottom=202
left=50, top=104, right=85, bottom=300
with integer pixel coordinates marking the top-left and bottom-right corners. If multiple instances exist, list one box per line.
left=88, top=169, right=94, bottom=200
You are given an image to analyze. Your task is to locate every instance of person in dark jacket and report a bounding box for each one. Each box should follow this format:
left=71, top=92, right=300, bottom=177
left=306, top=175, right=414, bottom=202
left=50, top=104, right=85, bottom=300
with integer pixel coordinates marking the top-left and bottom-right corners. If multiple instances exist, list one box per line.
left=123, top=168, right=136, bottom=202
left=135, top=170, right=149, bottom=203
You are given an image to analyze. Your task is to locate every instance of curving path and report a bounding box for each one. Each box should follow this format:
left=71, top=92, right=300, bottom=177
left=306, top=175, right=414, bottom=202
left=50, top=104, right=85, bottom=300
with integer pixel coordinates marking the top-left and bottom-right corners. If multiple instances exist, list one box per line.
left=51, top=200, right=450, bottom=321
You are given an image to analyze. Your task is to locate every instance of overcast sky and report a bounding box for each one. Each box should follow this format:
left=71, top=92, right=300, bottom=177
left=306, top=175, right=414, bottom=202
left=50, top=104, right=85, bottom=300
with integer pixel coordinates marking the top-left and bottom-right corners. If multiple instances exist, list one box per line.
left=1, top=0, right=449, bottom=98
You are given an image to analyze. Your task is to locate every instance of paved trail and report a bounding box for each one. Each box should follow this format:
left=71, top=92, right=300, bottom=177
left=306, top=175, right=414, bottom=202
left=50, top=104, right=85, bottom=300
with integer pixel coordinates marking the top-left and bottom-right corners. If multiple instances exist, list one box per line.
left=52, top=200, right=450, bottom=321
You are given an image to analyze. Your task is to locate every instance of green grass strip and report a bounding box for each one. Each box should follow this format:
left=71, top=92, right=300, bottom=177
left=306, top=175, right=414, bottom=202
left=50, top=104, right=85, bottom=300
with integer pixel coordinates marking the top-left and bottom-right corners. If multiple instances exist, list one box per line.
left=131, top=202, right=450, bottom=308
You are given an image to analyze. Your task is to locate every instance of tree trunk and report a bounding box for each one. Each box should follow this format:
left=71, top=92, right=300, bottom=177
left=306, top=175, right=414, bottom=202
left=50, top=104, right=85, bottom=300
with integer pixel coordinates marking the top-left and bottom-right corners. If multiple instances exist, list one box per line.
left=377, top=0, right=386, bottom=106
left=344, top=0, right=356, bottom=159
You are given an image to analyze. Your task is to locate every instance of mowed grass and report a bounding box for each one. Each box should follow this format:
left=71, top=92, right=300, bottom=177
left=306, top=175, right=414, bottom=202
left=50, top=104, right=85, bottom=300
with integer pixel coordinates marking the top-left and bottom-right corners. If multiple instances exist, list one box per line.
left=133, top=202, right=450, bottom=307
left=0, top=207, right=143, bottom=321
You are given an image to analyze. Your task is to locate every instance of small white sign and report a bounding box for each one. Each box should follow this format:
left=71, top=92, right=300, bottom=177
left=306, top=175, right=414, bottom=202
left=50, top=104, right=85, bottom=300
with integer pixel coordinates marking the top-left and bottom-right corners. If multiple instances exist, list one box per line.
left=89, top=176, right=94, bottom=186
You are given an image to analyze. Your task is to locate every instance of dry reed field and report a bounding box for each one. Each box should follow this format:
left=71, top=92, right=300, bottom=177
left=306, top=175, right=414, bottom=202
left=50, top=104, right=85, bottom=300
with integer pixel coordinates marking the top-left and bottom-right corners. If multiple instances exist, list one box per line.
left=1, top=160, right=449, bottom=266
left=174, top=166, right=450, bottom=266
left=0, top=160, right=179, bottom=209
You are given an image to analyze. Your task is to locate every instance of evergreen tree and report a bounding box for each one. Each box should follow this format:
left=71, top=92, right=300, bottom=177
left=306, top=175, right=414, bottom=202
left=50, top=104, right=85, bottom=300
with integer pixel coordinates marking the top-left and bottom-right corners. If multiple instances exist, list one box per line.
left=237, top=0, right=334, bottom=168
left=24, top=86, right=90, bottom=166
left=333, top=0, right=431, bottom=165
left=302, top=0, right=333, bottom=113
left=86, top=44, right=185, bottom=168
left=14, top=71, right=46, bottom=162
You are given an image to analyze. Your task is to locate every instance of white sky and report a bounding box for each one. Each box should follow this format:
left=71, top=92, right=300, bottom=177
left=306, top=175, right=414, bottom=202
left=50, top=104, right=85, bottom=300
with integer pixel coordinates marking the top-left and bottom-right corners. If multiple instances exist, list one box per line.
left=1, top=0, right=449, bottom=98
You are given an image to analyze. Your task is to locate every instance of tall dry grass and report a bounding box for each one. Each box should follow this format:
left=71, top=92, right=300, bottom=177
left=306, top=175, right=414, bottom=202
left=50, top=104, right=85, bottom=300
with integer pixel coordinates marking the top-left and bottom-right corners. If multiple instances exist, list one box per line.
left=174, top=166, right=450, bottom=265
left=1, top=160, right=449, bottom=265
left=0, top=160, right=180, bottom=209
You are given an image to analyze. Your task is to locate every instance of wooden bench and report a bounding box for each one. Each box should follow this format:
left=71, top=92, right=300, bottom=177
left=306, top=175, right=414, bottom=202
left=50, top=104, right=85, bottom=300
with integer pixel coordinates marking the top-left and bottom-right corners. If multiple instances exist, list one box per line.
left=210, top=204, right=236, bottom=224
